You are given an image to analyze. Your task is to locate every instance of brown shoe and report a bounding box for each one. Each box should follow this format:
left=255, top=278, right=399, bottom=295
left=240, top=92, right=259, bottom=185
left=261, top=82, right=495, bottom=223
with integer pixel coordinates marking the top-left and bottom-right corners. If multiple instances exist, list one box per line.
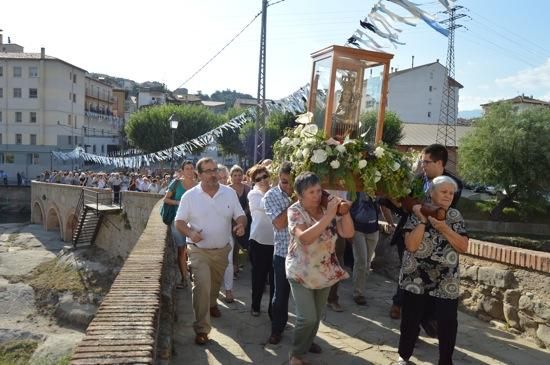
left=308, top=342, right=322, bottom=353
left=268, top=333, right=282, bottom=344
left=210, top=306, right=221, bottom=318
left=195, top=332, right=209, bottom=345
left=390, top=304, right=401, bottom=319
left=353, top=295, right=367, bottom=306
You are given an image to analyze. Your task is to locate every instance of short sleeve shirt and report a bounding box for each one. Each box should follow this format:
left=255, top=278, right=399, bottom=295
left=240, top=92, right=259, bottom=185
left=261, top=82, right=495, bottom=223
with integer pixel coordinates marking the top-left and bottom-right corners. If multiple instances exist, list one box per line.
left=399, top=208, right=467, bottom=299
left=175, top=184, right=245, bottom=249
left=262, top=185, right=292, bottom=257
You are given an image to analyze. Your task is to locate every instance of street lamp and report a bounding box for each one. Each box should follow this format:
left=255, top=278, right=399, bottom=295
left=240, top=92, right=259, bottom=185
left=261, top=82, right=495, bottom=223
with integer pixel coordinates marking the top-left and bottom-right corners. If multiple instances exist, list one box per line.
left=169, top=114, right=179, bottom=174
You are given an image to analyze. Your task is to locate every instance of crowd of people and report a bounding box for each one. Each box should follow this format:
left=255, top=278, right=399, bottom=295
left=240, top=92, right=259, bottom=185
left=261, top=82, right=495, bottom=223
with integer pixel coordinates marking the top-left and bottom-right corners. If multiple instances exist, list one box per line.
left=164, top=143, right=468, bottom=365
left=37, top=142, right=467, bottom=365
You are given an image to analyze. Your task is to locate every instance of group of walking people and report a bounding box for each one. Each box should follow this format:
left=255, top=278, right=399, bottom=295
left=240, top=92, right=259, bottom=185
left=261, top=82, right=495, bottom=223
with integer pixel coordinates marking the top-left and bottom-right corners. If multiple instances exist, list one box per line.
left=164, top=142, right=469, bottom=365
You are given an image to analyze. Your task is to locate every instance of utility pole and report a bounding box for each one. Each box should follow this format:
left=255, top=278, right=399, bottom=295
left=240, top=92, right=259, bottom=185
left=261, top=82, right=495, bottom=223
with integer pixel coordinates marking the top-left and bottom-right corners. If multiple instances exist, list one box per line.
left=253, top=0, right=268, bottom=163
left=436, top=5, right=466, bottom=171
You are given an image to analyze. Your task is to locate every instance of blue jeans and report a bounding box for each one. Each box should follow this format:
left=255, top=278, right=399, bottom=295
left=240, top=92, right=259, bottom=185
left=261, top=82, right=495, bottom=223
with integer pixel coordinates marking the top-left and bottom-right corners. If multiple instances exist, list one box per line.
left=271, top=255, right=290, bottom=335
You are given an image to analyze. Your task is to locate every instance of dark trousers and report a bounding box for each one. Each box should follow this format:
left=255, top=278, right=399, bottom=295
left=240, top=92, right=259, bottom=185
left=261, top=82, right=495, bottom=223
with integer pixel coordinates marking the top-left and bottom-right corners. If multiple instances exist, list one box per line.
left=112, top=185, right=121, bottom=204
left=328, top=236, right=346, bottom=304
left=392, top=238, right=405, bottom=306
left=398, top=291, right=458, bottom=365
left=249, top=240, right=274, bottom=315
left=271, top=255, right=290, bottom=335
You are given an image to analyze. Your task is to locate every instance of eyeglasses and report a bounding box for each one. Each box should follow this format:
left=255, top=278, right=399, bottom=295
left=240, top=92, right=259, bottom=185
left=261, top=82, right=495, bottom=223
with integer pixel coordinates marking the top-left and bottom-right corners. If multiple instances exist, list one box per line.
left=254, top=174, right=269, bottom=183
left=201, top=169, right=218, bottom=174
left=421, top=160, right=436, bottom=165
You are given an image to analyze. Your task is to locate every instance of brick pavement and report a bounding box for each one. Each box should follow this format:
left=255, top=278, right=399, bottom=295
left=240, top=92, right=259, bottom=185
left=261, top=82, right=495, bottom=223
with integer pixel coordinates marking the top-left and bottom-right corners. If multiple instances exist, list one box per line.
left=171, top=260, right=549, bottom=365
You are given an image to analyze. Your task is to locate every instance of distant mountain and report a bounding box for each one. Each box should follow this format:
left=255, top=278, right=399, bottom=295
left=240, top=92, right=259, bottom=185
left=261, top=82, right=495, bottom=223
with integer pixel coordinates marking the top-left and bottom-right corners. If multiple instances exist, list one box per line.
left=458, top=109, right=482, bottom=119
left=88, top=73, right=165, bottom=97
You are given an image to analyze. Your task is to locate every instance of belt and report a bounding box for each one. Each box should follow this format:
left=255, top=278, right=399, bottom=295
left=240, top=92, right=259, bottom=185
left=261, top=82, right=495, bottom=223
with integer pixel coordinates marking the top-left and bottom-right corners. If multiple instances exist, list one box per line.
left=189, top=243, right=230, bottom=250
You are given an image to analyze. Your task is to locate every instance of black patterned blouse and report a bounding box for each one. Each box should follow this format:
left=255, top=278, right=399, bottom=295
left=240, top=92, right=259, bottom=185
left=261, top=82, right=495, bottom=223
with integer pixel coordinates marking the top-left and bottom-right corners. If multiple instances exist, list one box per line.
left=399, top=208, right=468, bottom=299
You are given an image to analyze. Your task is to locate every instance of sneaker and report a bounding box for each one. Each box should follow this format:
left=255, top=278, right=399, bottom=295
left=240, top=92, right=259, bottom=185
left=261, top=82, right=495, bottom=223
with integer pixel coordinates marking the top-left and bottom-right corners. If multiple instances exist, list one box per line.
left=395, top=356, right=409, bottom=365
left=353, top=295, right=367, bottom=305
left=327, top=301, right=344, bottom=312
left=389, top=304, right=401, bottom=319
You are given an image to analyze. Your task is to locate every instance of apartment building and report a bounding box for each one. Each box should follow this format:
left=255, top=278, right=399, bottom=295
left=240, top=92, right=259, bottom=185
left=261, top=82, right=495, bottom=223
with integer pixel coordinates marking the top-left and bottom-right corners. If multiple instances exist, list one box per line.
left=0, top=34, right=87, bottom=180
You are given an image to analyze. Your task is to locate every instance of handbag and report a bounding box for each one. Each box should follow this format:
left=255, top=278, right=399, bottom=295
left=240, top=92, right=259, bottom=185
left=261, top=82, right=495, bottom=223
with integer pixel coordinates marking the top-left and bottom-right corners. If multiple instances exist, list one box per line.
left=160, top=180, right=179, bottom=225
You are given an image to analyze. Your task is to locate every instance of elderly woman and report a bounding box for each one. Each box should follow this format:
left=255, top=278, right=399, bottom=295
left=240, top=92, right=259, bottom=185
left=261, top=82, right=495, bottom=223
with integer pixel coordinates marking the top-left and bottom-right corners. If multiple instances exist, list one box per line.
left=397, top=175, right=469, bottom=365
left=286, top=172, right=354, bottom=365
left=247, top=164, right=274, bottom=317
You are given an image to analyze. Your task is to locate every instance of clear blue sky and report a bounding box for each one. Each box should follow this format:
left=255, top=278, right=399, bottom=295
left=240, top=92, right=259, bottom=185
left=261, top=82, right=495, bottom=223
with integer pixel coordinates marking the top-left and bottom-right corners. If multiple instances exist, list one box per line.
left=2, top=0, right=549, bottom=111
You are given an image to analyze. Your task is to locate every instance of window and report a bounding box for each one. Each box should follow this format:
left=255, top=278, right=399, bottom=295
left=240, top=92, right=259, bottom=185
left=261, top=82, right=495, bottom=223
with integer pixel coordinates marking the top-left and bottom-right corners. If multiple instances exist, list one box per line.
left=73, top=93, right=76, bottom=103
left=68, top=135, right=72, bottom=145
left=30, top=134, right=37, bottom=145
left=13, top=88, right=22, bottom=98
left=74, top=116, right=77, bottom=128
left=101, top=145, right=104, bottom=153
left=0, top=152, right=15, bottom=164
left=0, top=111, right=2, bottom=122
left=16, top=133, right=22, bottom=144
left=428, top=112, right=432, bottom=118
left=0, top=88, right=3, bottom=97
left=93, top=145, right=96, bottom=153
left=0, top=66, right=3, bottom=77
left=0, top=133, right=2, bottom=144
left=429, top=85, right=433, bottom=92
left=29, top=88, right=38, bottom=98
left=13, top=66, right=22, bottom=77
left=30, top=153, right=40, bottom=165
left=68, top=115, right=72, bottom=126
left=73, top=74, right=77, bottom=83
left=74, top=136, right=78, bottom=145
left=30, top=112, right=37, bottom=123
left=15, top=112, right=22, bottom=123
left=29, top=67, right=38, bottom=78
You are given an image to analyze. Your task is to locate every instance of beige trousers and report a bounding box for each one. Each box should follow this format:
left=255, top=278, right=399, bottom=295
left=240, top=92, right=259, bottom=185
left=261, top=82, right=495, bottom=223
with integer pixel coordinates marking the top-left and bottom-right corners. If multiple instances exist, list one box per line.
left=187, top=243, right=231, bottom=334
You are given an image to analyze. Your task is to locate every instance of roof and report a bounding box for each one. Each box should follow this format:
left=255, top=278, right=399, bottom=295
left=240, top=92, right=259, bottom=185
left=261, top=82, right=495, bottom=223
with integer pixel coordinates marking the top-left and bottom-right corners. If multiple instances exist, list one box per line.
left=480, top=95, right=550, bottom=107
left=201, top=101, right=226, bottom=107
left=390, top=61, right=463, bottom=89
left=399, top=123, right=473, bottom=147
left=0, top=52, right=87, bottom=72
left=234, top=98, right=259, bottom=106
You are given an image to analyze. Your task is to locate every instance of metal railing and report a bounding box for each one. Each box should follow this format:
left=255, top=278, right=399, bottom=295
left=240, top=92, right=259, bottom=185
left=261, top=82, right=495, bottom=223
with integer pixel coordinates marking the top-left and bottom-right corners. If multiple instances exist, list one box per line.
left=82, top=188, right=122, bottom=213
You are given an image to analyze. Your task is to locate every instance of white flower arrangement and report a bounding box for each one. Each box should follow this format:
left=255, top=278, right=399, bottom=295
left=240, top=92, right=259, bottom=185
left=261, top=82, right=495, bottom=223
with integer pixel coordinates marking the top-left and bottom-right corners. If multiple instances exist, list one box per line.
left=272, top=112, right=416, bottom=198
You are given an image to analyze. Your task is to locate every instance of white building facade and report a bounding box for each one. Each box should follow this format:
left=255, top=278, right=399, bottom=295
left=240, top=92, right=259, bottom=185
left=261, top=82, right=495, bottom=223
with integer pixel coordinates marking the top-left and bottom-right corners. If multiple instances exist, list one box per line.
left=0, top=42, right=87, bottom=180
left=387, top=61, right=462, bottom=124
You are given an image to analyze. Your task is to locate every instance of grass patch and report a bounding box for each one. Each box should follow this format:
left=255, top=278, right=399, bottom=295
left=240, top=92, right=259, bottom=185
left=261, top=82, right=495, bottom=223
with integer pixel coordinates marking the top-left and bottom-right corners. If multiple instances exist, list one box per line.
left=469, top=231, right=550, bottom=253
left=0, top=340, right=39, bottom=365
left=27, top=259, right=87, bottom=294
left=31, top=353, right=72, bottom=365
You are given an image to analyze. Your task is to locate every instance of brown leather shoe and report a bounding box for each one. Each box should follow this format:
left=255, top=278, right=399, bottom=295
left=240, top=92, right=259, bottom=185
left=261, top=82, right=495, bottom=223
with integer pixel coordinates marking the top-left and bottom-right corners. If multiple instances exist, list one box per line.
left=210, top=306, right=221, bottom=318
left=195, top=332, right=209, bottom=345
left=390, top=304, right=401, bottom=319
left=268, top=333, right=282, bottom=344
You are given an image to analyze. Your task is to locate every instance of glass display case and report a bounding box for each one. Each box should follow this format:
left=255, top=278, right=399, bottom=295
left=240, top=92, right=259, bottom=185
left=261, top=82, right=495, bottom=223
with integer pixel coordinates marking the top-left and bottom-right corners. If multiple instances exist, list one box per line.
left=308, top=45, right=393, bottom=143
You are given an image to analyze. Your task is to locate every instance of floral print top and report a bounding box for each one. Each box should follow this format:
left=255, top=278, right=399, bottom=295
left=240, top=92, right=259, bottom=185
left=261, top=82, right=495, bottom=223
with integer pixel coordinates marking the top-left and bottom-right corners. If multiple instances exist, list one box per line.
left=286, top=202, right=349, bottom=289
left=399, top=208, right=468, bottom=299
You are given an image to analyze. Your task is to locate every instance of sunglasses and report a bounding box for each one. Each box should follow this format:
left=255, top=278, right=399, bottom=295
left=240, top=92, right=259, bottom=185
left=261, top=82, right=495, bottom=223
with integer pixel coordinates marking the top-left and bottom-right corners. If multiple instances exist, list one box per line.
left=254, top=174, right=269, bottom=183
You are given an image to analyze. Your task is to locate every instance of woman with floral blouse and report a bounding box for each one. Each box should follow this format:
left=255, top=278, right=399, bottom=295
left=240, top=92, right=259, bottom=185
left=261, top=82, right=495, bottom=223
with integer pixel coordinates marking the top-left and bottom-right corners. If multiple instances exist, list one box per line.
left=286, top=172, right=354, bottom=365
left=396, top=175, right=469, bottom=365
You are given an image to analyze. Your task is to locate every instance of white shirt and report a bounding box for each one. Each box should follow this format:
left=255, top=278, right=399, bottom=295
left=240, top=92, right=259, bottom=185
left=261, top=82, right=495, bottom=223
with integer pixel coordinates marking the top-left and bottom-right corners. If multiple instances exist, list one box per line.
left=175, top=183, right=245, bottom=249
left=248, top=187, right=274, bottom=245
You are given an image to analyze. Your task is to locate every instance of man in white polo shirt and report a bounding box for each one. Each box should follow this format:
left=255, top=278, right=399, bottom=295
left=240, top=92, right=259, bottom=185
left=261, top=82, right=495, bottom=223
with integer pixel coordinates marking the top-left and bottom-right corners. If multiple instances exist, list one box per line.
left=175, top=157, right=247, bottom=345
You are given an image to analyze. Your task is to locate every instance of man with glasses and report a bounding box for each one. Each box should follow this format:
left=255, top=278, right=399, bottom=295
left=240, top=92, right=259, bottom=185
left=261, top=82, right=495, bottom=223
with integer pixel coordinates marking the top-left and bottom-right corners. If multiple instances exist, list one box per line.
left=175, top=157, right=247, bottom=345
left=262, top=161, right=294, bottom=345
left=388, top=144, right=463, bottom=336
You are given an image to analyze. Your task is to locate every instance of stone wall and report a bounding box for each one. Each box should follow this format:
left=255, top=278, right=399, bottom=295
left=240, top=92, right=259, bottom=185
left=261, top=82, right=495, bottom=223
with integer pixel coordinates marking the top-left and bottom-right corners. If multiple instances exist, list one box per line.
left=372, top=225, right=550, bottom=349
left=0, top=185, right=31, bottom=222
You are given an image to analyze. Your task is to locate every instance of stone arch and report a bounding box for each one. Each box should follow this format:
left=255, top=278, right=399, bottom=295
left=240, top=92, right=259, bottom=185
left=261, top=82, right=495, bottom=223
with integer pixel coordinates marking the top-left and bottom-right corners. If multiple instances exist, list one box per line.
left=46, top=204, right=63, bottom=240
left=64, top=209, right=78, bottom=242
left=32, top=201, right=44, bottom=225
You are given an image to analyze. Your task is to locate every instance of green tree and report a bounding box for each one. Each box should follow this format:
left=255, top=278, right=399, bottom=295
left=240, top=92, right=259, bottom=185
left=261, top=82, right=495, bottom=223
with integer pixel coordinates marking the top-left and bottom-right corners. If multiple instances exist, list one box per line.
left=125, top=104, right=222, bottom=153
left=360, top=110, right=404, bottom=147
left=458, top=102, right=550, bottom=219
left=211, top=89, right=253, bottom=109
left=216, top=107, right=248, bottom=158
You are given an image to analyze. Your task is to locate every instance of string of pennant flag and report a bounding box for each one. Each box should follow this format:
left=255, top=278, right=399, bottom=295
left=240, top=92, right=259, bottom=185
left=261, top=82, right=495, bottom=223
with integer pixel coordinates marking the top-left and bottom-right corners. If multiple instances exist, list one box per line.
left=52, top=85, right=310, bottom=168
left=347, top=0, right=454, bottom=51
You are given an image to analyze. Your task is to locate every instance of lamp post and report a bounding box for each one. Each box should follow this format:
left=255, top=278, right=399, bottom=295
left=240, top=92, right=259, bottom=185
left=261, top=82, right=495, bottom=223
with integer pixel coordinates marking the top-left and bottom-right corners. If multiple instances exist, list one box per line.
left=169, top=114, right=179, bottom=175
